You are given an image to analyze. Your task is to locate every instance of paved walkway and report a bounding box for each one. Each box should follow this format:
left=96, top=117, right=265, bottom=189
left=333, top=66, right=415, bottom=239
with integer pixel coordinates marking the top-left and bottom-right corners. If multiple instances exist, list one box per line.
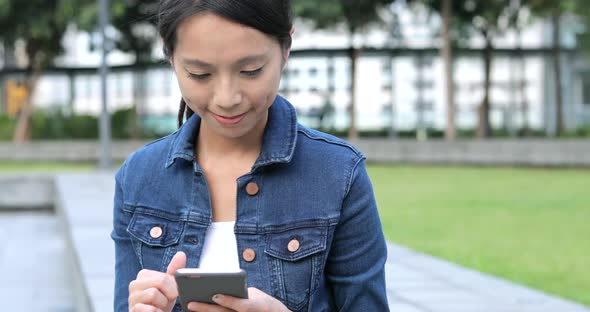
left=0, top=211, right=74, bottom=311
left=52, top=172, right=590, bottom=312
left=386, top=244, right=589, bottom=312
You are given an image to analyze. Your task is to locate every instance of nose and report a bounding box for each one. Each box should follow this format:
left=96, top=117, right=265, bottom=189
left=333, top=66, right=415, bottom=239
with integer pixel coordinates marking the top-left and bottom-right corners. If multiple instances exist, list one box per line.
left=212, top=75, right=242, bottom=110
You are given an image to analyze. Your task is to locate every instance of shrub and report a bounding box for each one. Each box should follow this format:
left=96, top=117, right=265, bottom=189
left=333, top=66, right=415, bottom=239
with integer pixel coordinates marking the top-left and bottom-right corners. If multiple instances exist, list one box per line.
left=0, top=115, right=15, bottom=140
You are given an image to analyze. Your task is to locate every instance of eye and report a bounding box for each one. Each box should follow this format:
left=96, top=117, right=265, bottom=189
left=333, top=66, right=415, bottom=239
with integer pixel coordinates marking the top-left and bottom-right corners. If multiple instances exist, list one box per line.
left=187, top=72, right=211, bottom=81
left=241, top=67, right=264, bottom=77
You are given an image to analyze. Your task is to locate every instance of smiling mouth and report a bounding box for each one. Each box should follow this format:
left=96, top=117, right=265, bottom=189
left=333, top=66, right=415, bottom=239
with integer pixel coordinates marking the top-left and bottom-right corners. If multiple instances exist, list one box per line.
left=213, top=113, right=246, bottom=126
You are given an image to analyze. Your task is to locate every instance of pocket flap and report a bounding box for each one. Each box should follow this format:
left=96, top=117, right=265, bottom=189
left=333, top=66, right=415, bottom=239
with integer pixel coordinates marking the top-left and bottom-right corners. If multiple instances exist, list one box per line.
left=128, top=211, right=184, bottom=247
left=265, top=226, right=327, bottom=261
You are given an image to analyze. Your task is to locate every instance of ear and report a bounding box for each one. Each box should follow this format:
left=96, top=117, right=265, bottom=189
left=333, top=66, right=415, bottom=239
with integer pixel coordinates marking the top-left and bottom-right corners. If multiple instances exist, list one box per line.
left=282, top=27, right=296, bottom=68
left=283, top=48, right=291, bottom=63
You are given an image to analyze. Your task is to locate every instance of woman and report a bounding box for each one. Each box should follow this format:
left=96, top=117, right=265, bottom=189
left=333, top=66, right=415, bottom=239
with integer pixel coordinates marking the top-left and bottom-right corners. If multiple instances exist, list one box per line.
left=112, top=1, right=389, bottom=311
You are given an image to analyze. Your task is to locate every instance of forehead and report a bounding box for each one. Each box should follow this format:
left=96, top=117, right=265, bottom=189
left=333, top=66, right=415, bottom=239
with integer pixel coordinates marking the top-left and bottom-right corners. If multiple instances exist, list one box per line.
left=174, top=13, right=279, bottom=63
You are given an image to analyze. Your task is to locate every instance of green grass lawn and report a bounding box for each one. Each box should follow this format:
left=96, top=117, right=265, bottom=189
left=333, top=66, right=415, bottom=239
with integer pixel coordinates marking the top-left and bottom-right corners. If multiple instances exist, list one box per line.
left=368, top=165, right=590, bottom=306
left=0, top=161, right=97, bottom=172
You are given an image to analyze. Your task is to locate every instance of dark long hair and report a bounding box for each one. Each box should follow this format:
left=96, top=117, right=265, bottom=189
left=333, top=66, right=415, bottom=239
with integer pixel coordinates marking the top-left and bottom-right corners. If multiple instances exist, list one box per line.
left=157, top=0, right=293, bottom=127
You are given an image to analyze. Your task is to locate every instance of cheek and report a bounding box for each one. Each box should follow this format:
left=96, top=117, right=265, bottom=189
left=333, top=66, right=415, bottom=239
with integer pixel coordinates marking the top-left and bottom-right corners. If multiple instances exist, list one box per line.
left=176, top=77, right=208, bottom=109
left=247, top=71, right=282, bottom=107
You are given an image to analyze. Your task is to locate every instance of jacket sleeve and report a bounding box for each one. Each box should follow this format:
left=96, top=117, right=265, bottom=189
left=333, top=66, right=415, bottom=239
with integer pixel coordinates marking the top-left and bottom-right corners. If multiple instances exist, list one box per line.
left=111, top=161, right=141, bottom=311
left=325, top=157, right=389, bottom=311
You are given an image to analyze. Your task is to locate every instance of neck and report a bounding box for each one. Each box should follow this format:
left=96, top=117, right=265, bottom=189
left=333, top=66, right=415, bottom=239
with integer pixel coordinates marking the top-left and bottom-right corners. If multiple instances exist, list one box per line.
left=196, top=116, right=267, bottom=163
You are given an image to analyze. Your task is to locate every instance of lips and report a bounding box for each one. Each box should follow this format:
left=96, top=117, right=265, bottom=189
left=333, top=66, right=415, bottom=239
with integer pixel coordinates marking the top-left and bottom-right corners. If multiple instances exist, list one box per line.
left=213, top=113, right=246, bottom=126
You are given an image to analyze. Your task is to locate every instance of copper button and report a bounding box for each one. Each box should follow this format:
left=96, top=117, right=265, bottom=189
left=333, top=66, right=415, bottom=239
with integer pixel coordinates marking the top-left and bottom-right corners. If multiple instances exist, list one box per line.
left=287, top=239, right=300, bottom=252
left=242, top=248, right=256, bottom=262
left=245, top=182, right=259, bottom=196
left=149, top=226, right=163, bottom=239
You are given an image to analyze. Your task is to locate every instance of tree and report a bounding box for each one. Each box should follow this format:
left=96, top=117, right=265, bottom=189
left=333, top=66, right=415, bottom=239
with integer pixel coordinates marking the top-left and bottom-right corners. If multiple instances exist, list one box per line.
left=508, top=0, right=531, bottom=136
left=293, top=0, right=396, bottom=141
left=421, top=0, right=512, bottom=138
left=77, top=0, right=159, bottom=138
left=525, top=0, right=582, bottom=136
left=0, top=0, right=84, bottom=142
left=441, top=0, right=456, bottom=140
left=77, top=0, right=159, bottom=63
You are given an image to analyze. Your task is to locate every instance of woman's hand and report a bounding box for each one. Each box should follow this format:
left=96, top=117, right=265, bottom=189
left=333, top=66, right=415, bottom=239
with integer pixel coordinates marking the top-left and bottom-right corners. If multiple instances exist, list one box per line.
left=128, top=251, right=187, bottom=312
left=186, top=287, right=290, bottom=312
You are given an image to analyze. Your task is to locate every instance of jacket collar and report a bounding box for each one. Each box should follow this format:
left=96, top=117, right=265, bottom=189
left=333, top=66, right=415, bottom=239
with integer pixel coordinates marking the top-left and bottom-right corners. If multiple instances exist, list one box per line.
left=165, top=95, right=298, bottom=170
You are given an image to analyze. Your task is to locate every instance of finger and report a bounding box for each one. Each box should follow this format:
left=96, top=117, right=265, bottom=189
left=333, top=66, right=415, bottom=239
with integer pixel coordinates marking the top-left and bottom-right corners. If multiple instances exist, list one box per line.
left=211, top=294, right=248, bottom=311
left=166, top=251, right=187, bottom=276
left=128, top=287, right=169, bottom=310
left=129, top=274, right=178, bottom=302
left=129, top=302, right=165, bottom=312
left=187, top=301, right=233, bottom=312
left=137, top=268, right=162, bottom=280
left=213, top=288, right=289, bottom=312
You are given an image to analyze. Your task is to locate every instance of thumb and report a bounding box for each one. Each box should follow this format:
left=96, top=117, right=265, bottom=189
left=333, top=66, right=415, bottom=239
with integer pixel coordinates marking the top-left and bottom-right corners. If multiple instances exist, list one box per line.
left=166, top=251, right=187, bottom=276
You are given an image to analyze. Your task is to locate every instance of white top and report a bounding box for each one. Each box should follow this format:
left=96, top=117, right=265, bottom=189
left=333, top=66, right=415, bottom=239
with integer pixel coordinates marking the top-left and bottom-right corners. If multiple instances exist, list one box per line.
left=198, top=221, right=240, bottom=271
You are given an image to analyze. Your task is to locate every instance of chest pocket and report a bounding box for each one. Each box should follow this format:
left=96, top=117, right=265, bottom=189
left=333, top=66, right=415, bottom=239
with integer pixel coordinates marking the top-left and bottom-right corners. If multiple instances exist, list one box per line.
left=264, top=226, right=328, bottom=312
left=127, top=209, right=184, bottom=272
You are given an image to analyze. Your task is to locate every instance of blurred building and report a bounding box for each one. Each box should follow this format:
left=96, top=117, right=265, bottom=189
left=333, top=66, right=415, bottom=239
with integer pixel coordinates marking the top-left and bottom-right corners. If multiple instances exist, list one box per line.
left=1, top=5, right=589, bottom=136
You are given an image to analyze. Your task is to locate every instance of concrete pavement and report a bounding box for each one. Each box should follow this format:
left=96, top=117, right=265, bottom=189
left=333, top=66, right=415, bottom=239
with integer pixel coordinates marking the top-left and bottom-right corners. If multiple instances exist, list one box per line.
left=0, top=212, right=74, bottom=311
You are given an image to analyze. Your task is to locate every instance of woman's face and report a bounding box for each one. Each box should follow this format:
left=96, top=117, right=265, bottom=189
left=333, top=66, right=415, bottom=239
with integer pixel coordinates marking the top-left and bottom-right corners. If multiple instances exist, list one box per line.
left=171, top=13, right=287, bottom=140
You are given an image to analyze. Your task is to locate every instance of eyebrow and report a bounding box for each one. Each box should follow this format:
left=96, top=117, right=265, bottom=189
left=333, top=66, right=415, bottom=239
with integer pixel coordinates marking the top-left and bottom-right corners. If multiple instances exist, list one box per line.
left=182, top=54, right=268, bottom=68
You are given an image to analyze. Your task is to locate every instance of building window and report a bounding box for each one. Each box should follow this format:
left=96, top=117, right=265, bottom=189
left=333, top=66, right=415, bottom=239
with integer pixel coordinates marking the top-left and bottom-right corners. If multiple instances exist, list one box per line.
left=115, top=74, right=124, bottom=98
left=309, top=67, right=318, bottom=77
left=382, top=61, right=392, bottom=76
left=327, top=65, right=335, bottom=76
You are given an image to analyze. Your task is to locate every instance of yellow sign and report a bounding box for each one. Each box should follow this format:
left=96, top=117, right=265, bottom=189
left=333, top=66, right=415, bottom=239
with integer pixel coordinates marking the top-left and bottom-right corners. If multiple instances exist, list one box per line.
left=5, top=80, right=28, bottom=117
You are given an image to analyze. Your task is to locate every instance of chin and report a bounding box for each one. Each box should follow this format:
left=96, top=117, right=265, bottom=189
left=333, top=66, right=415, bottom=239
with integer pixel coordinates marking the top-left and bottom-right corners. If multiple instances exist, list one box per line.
left=217, top=127, right=251, bottom=139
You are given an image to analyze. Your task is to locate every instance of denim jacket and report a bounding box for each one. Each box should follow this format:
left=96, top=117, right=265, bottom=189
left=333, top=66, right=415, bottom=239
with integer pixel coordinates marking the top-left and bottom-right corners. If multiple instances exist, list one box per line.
left=112, top=95, right=389, bottom=312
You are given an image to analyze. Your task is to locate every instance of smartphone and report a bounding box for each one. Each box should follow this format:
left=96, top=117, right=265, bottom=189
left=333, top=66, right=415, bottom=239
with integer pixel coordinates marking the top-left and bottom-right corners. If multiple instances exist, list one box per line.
left=174, top=268, right=248, bottom=311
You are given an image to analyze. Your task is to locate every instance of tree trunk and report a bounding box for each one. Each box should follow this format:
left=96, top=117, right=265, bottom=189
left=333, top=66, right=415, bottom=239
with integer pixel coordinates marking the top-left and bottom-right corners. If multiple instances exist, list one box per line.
left=442, top=0, right=455, bottom=140
left=13, top=70, right=41, bottom=143
left=552, top=7, right=564, bottom=136
left=516, top=21, right=529, bottom=136
left=477, top=33, right=493, bottom=138
left=348, top=45, right=359, bottom=141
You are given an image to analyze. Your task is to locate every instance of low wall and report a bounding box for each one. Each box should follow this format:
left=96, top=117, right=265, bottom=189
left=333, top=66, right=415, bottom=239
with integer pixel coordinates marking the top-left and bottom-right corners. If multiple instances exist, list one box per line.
left=0, top=173, right=54, bottom=210
left=0, top=140, right=149, bottom=163
left=355, top=139, right=590, bottom=167
left=1, top=139, right=590, bottom=167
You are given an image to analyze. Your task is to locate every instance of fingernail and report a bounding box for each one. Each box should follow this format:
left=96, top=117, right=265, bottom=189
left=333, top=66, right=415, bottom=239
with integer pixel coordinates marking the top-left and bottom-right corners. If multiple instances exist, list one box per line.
left=212, top=294, right=221, bottom=302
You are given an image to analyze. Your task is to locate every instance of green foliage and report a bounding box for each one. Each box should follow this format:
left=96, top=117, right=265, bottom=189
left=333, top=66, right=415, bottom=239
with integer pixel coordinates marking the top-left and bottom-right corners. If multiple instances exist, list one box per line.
left=77, top=0, right=159, bottom=63
left=525, top=0, right=576, bottom=16
left=0, top=114, right=15, bottom=140
left=293, top=0, right=395, bottom=33
left=30, top=108, right=66, bottom=139
left=0, top=0, right=89, bottom=69
left=517, top=0, right=590, bottom=59
left=418, top=0, right=511, bottom=38
left=111, top=106, right=135, bottom=139
left=562, top=126, right=590, bottom=138
left=30, top=108, right=98, bottom=139
left=0, top=106, right=165, bottom=141
left=63, top=114, right=99, bottom=139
